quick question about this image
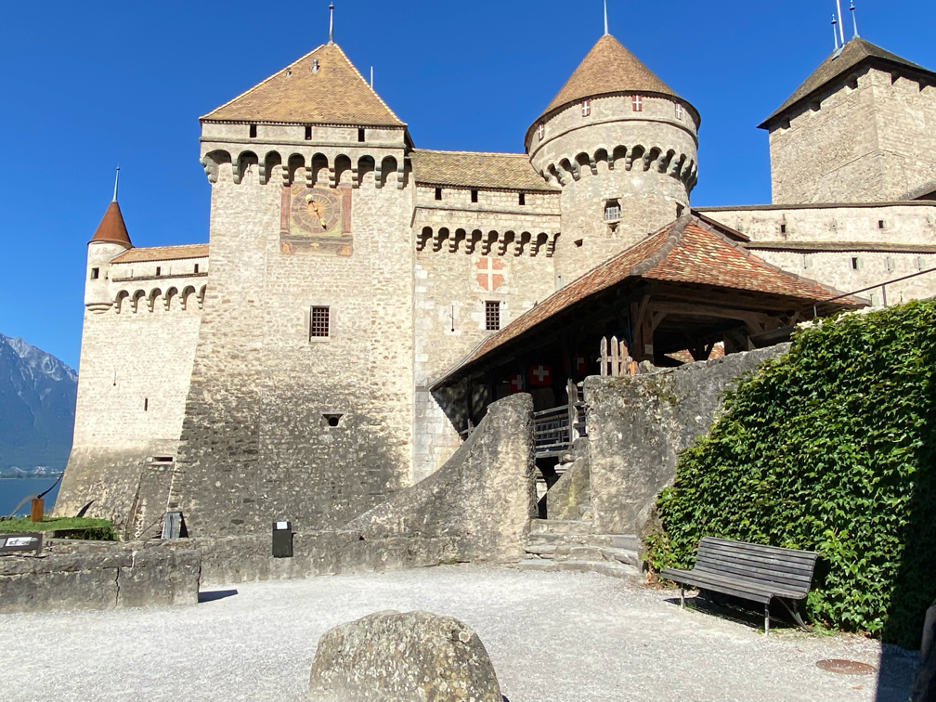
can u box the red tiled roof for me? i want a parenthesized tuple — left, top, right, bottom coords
(90, 201, 132, 247)
(201, 43, 404, 127)
(111, 244, 208, 264)
(439, 215, 865, 382)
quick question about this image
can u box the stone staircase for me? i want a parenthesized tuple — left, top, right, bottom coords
(517, 518, 643, 583)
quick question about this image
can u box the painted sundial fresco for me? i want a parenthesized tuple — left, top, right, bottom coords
(280, 184, 352, 256)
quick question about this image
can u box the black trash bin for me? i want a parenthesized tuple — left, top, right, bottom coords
(272, 520, 293, 558)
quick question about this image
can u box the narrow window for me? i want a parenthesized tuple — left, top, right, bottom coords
(878, 220, 885, 229)
(886, 256, 895, 272)
(604, 199, 621, 221)
(249, 124, 258, 138)
(537, 123, 544, 140)
(144, 398, 149, 412)
(312, 58, 320, 74)
(358, 128, 366, 143)
(310, 306, 330, 338)
(780, 223, 787, 234)
(90, 267, 100, 280)
(676, 203, 685, 218)
(518, 193, 526, 206)
(851, 257, 861, 270)
(155, 266, 161, 277)
(485, 301, 500, 331)
(632, 95, 643, 112)
(471, 190, 479, 203)
(434, 187, 442, 201)
(194, 264, 200, 274)
(305, 126, 312, 140)
(581, 100, 591, 117)
(675, 104, 683, 119)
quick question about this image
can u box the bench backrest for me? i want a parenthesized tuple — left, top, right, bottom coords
(694, 537, 819, 597)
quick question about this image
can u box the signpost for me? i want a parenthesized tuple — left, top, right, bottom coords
(0, 533, 43, 556)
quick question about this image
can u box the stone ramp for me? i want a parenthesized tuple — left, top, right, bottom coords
(517, 518, 642, 583)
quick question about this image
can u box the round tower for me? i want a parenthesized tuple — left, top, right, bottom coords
(526, 34, 700, 281)
(85, 196, 132, 314)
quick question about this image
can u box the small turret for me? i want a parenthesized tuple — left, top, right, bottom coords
(85, 173, 132, 313)
(527, 34, 700, 280)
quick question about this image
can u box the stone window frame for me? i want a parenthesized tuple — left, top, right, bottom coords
(485, 300, 501, 332)
(305, 302, 334, 343)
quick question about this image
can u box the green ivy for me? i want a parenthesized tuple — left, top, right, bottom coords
(647, 300, 936, 647)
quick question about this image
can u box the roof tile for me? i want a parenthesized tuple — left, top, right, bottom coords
(410, 150, 558, 192)
(111, 244, 208, 264)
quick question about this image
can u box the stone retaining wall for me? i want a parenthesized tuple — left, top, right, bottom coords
(0, 545, 200, 613)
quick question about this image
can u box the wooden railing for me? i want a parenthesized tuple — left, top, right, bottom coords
(600, 336, 637, 377)
(533, 380, 586, 458)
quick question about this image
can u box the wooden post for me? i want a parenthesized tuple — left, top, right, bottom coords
(610, 335, 620, 377)
(600, 337, 608, 377)
(30, 498, 44, 523)
(567, 379, 579, 444)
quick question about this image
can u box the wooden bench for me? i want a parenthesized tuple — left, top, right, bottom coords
(660, 536, 820, 634)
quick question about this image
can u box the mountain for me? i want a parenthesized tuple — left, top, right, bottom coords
(0, 334, 77, 474)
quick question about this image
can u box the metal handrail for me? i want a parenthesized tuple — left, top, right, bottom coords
(813, 266, 936, 318)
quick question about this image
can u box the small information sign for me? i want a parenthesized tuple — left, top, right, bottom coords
(0, 533, 43, 556)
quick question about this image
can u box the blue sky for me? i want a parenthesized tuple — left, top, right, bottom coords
(1, 0, 933, 369)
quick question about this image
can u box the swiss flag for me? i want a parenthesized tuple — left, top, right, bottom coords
(528, 364, 552, 387)
(509, 374, 524, 394)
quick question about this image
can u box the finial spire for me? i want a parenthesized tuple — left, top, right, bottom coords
(603, 0, 609, 36)
(832, 14, 840, 50)
(328, 3, 334, 44)
(850, 1, 860, 39)
(112, 165, 120, 202)
(835, 0, 846, 45)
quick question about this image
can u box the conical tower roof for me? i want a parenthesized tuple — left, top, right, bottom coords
(759, 37, 936, 129)
(201, 43, 405, 127)
(90, 201, 132, 247)
(534, 34, 685, 124)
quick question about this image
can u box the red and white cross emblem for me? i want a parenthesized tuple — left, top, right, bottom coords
(632, 94, 643, 112)
(509, 374, 524, 394)
(528, 364, 552, 387)
(475, 257, 505, 292)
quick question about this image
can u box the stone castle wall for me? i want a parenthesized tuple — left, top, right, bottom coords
(699, 202, 936, 304)
(56, 263, 205, 533)
(169, 154, 416, 537)
(412, 184, 559, 479)
(768, 67, 936, 204)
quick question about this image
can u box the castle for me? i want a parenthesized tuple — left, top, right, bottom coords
(56, 20, 936, 538)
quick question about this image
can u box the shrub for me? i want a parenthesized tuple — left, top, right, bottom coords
(648, 300, 936, 647)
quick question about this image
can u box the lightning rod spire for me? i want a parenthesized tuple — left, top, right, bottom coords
(603, 0, 609, 36)
(112, 165, 120, 202)
(836, 0, 846, 45)
(328, 3, 334, 44)
(850, 1, 860, 39)
(832, 14, 840, 50)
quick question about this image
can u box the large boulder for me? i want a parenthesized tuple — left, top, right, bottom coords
(308, 610, 503, 702)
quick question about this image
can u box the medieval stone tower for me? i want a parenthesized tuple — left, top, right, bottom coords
(525, 33, 700, 281)
(169, 40, 419, 536)
(760, 37, 936, 204)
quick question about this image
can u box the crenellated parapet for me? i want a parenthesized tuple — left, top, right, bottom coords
(415, 226, 560, 257)
(541, 142, 697, 192)
(200, 146, 408, 190)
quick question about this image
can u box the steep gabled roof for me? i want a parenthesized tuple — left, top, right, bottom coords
(201, 43, 405, 127)
(111, 244, 209, 264)
(90, 201, 132, 247)
(759, 37, 936, 129)
(410, 150, 559, 192)
(535, 34, 683, 124)
(433, 215, 864, 387)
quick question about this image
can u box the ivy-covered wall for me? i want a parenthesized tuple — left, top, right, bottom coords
(648, 300, 936, 647)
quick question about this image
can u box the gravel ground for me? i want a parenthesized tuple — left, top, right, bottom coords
(0, 564, 919, 702)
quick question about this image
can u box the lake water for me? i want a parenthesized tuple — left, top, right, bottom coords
(0, 479, 62, 517)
